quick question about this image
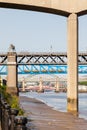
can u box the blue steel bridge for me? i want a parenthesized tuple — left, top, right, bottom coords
(0, 52, 87, 75)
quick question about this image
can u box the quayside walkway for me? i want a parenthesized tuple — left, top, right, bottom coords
(20, 96, 87, 130)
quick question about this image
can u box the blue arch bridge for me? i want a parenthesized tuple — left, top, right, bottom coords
(0, 52, 87, 75)
(0, 64, 87, 75)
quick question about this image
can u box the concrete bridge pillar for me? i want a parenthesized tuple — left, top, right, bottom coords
(7, 44, 18, 95)
(67, 13, 78, 114)
(55, 77, 59, 93)
(38, 77, 44, 93)
(22, 77, 25, 92)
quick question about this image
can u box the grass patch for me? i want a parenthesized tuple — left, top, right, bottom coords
(0, 85, 24, 115)
(79, 81, 87, 86)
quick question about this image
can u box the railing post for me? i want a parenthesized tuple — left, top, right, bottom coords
(14, 116, 27, 130)
(10, 108, 19, 130)
(4, 103, 11, 130)
(1, 99, 7, 130)
(0, 94, 2, 130)
(0, 94, 2, 121)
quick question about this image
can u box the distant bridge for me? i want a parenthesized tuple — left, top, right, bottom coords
(0, 52, 87, 75)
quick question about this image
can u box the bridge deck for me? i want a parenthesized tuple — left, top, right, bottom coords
(0, 52, 87, 65)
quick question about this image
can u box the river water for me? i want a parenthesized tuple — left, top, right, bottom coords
(20, 91, 87, 120)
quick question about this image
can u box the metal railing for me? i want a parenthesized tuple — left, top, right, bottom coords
(0, 94, 27, 130)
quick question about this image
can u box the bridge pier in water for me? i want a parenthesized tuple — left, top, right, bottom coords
(7, 45, 18, 95)
(67, 13, 78, 114)
(22, 77, 25, 92)
(38, 77, 44, 93)
(55, 77, 59, 93)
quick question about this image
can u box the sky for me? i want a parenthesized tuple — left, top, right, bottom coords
(0, 8, 87, 53)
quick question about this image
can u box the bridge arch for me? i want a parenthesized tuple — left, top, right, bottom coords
(78, 10, 87, 17)
(0, 0, 87, 17)
(0, 1, 70, 17)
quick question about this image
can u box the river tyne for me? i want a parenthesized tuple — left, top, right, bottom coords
(20, 91, 87, 120)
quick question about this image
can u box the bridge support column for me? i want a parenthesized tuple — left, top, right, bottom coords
(38, 77, 44, 93)
(55, 77, 59, 93)
(67, 13, 78, 114)
(7, 45, 18, 95)
(22, 77, 25, 92)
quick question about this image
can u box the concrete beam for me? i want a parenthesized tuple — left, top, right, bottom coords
(0, 0, 87, 16)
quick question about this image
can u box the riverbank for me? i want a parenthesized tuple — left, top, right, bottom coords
(19, 96, 87, 130)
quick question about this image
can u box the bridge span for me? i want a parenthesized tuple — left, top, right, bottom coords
(0, 52, 87, 75)
(0, 52, 87, 65)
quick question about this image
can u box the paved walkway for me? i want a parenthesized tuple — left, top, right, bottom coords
(20, 96, 87, 130)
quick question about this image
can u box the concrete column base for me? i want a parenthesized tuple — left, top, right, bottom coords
(37, 89, 44, 93)
(67, 98, 78, 115)
(6, 87, 19, 96)
(55, 90, 59, 93)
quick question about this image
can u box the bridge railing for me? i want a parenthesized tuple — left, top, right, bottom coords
(0, 94, 27, 130)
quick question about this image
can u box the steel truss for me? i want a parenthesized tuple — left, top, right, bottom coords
(0, 64, 87, 75)
(0, 52, 87, 65)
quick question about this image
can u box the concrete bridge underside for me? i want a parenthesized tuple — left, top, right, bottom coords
(0, 0, 87, 115)
(0, 0, 87, 16)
